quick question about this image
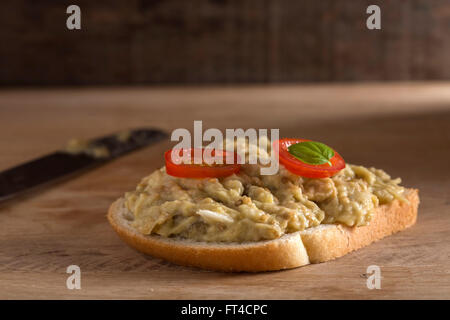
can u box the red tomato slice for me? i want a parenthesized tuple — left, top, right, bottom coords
(273, 138, 345, 178)
(165, 148, 240, 178)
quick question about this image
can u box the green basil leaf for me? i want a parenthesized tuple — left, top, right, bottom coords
(288, 141, 335, 166)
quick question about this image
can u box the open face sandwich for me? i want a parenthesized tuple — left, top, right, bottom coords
(108, 137, 419, 272)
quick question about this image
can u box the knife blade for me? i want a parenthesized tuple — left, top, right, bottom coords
(0, 128, 167, 203)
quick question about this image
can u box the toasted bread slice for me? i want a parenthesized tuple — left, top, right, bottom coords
(107, 189, 419, 272)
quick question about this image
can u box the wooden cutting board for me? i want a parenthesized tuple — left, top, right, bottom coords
(0, 83, 449, 299)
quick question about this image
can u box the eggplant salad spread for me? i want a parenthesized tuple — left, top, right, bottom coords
(124, 138, 406, 243)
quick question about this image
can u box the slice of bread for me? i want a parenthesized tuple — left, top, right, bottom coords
(107, 189, 419, 272)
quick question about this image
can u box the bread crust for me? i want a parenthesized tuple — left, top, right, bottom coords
(107, 189, 419, 272)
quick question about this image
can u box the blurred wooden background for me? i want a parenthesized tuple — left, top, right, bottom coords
(0, 0, 449, 85)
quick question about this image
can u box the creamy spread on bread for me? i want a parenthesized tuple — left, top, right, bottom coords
(124, 139, 405, 243)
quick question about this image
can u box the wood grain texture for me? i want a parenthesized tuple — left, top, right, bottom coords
(0, 0, 449, 85)
(0, 82, 449, 299)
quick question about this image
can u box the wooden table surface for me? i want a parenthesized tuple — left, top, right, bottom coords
(0, 83, 449, 299)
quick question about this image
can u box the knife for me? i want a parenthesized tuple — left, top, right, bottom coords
(0, 128, 167, 203)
